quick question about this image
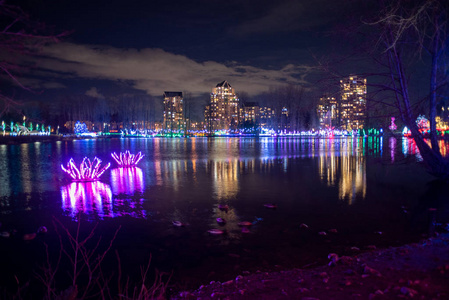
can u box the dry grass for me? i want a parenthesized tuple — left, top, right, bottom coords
(5, 216, 170, 300)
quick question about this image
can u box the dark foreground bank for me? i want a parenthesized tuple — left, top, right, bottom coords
(173, 234, 449, 299)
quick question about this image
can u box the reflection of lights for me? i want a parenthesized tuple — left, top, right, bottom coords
(401, 138, 423, 161)
(389, 137, 397, 163)
(61, 157, 110, 181)
(318, 138, 366, 204)
(0, 145, 10, 198)
(211, 159, 239, 200)
(110, 167, 144, 195)
(111, 151, 144, 167)
(338, 155, 366, 205)
(20, 144, 32, 195)
(110, 167, 147, 218)
(61, 181, 113, 219)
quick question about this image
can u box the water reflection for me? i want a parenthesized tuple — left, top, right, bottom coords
(209, 159, 239, 200)
(20, 144, 32, 195)
(390, 137, 397, 163)
(110, 167, 147, 219)
(402, 138, 422, 161)
(61, 181, 113, 220)
(339, 155, 366, 204)
(110, 167, 144, 195)
(0, 145, 11, 198)
(318, 139, 366, 204)
(3, 137, 444, 219)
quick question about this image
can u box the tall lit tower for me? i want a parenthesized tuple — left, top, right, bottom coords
(209, 81, 240, 132)
(163, 91, 184, 132)
(340, 76, 367, 130)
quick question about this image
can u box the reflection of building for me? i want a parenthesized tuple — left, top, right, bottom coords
(340, 76, 367, 130)
(163, 91, 184, 132)
(339, 155, 366, 204)
(318, 139, 366, 204)
(317, 95, 338, 129)
(210, 159, 239, 200)
(206, 81, 240, 132)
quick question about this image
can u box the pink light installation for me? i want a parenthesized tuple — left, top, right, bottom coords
(389, 117, 397, 131)
(111, 151, 144, 167)
(61, 157, 111, 181)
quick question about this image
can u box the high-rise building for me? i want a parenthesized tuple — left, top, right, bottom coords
(340, 76, 367, 130)
(242, 102, 260, 124)
(317, 95, 338, 129)
(208, 81, 240, 132)
(259, 107, 275, 129)
(163, 91, 184, 132)
(280, 107, 290, 131)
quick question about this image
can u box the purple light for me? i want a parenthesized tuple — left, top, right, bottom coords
(61, 157, 111, 181)
(111, 151, 144, 167)
(110, 167, 144, 195)
(61, 181, 113, 219)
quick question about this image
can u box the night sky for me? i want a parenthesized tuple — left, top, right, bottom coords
(4, 0, 417, 115)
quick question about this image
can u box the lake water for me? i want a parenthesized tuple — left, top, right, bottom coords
(1, 136, 448, 294)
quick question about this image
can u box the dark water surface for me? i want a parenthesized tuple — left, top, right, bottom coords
(1, 137, 448, 294)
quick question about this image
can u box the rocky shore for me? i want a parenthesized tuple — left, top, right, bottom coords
(173, 234, 449, 299)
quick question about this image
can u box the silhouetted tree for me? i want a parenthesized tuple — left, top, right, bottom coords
(368, 0, 449, 178)
(0, 0, 67, 118)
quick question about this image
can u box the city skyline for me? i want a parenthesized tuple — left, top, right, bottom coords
(0, 0, 440, 132)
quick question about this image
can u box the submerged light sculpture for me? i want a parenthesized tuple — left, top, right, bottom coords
(61, 157, 111, 181)
(111, 151, 144, 167)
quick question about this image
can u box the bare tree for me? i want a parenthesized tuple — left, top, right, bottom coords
(368, 0, 449, 178)
(265, 84, 309, 131)
(0, 0, 67, 118)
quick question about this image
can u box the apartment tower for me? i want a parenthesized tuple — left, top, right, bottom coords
(163, 91, 184, 132)
(340, 76, 367, 130)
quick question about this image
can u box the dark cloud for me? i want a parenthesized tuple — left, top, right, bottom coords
(230, 0, 371, 37)
(31, 42, 315, 96)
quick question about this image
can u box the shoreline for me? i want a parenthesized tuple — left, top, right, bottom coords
(0, 135, 77, 145)
(0, 134, 441, 146)
(173, 234, 449, 299)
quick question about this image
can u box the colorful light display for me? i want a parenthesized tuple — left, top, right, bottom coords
(389, 117, 397, 131)
(61, 157, 111, 181)
(74, 121, 88, 134)
(403, 115, 449, 137)
(111, 151, 144, 167)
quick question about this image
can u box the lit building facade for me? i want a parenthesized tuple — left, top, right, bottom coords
(340, 76, 367, 130)
(242, 102, 260, 124)
(163, 91, 184, 132)
(279, 107, 290, 131)
(208, 81, 240, 132)
(317, 95, 338, 129)
(259, 107, 275, 129)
